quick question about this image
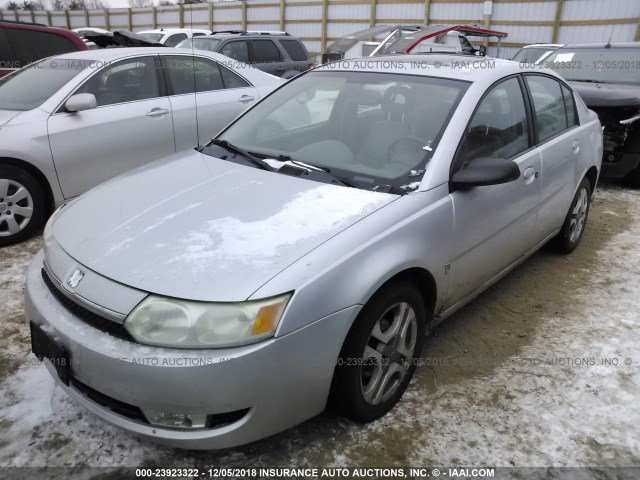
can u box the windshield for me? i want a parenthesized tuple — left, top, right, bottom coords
(214, 70, 469, 192)
(0, 59, 91, 111)
(139, 33, 164, 43)
(512, 47, 554, 64)
(546, 47, 640, 84)
(178, 37, 221, 52)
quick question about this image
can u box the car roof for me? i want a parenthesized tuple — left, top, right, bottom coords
(521, 44, 564, 49)
(52, 46, 241, 62)
(559, 42, 640, 49)
(138, 28, 210, 34)
(314, 54, 548, 85)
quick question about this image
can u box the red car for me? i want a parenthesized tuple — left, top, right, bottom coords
(0, 20, 87, 78)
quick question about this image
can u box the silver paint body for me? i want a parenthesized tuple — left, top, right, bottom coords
(0, 47, 283, 202)
(25, 56, 602, 449)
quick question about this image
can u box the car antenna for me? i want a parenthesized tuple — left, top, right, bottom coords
(188, 5, 202, 147)
(605, 28, 613, 48)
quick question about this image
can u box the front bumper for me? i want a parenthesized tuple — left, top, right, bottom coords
(600, 151, 640, 179)
(25, 250, 359, 449)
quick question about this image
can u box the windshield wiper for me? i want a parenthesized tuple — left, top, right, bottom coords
(564, 79, 608, 84)
(208, 139, 274, 171)
(255, 153, 358, 188)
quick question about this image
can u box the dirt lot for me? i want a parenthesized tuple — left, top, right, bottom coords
(0, 183, 638, 473)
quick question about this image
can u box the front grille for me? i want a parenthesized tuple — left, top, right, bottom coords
(71, 377, 147, 423)
(41, 268, 135, 342)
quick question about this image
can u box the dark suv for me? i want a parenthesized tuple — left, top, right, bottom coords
(177, 31, 313, 79)
(0, 20, 87, 77)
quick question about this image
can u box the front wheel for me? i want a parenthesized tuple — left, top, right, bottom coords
(550, 177, 591, 254)
(0, 166, 46, 247)
(330, 281, 426, 422)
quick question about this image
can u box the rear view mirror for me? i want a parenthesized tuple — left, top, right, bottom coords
(295, 88, 316, 104)
(477, 46, 487, 56)
(65, 93, 97, 113)
(451, 157, 520, 189)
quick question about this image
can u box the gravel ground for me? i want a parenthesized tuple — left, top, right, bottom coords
(0, 183, 638, 475)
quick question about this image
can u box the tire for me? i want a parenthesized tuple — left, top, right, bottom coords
(0, 166, 46, 247)
(330, 281, 427, 423)
(550, 177, 591, 254)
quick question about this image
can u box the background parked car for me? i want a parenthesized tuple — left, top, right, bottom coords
(0, 20, 87, 77)
(138, 28, 211, 47)
(512, 43, 564, 64)
(177, 31, 314, 79)
(546, 43, 640, 187)
(0, 47, 283, 246)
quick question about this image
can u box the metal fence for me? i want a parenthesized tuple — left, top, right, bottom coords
(1, 0, 639, 59)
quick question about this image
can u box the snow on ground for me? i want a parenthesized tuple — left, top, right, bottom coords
(0, 185, 638, 472)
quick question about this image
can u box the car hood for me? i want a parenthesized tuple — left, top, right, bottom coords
(52, 150, 396, 302)
(0, 110, 21, 127)
(568, 82, 640, 108)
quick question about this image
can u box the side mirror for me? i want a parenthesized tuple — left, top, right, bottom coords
(451, 157, 520, 189)
(477, 46, 487, 56)
(65, 93, 97, 113)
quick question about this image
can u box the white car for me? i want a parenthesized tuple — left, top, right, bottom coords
(512, 44, 564, 64)
(138, 28, 212, 47)
(0, 47, 283, 245)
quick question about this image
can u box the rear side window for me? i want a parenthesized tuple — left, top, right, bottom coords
(165, 33, 188, 48)
(219, 64, 250, 89)
(164, 56, 224, 95)
(251, 40, 281, 63)
(526, 75, 570, 142)
(4, 28, 78, 69)
(220, 41, 249, 63)
(279, 39, 308, 61)
(561, 84, 578, 128)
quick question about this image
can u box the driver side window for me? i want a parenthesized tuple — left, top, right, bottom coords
(454, 77, 530, 169)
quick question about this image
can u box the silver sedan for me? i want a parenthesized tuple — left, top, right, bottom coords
(0, 47, 283, 246)
(26, 55, 602, 449)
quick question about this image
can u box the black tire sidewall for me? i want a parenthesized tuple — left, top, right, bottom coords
(0, 166, 46, 247)
(331, 281, 426, 423)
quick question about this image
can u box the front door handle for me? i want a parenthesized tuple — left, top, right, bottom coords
(238, 95, 255, 104)
(523, 166, 537, 183)
(146, 108, 170, 117)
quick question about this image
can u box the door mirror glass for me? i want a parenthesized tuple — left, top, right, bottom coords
(451, 157, 520, 188)
(65, 93, 97, 112)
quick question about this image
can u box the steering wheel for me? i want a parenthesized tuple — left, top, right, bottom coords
(388, 136, 429, 166)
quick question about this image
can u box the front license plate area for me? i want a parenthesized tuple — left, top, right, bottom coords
(30, 322, 70, 386)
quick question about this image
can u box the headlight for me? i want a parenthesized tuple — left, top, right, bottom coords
(124, 293, 291, 348)
(43, 204, 67, 245)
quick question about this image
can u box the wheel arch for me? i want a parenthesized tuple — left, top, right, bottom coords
(584, 166, 598, 196)
(0, 157, 55, 215)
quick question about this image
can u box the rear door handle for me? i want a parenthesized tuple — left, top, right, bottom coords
(146, 108, 170, 117)
(572, 139, 580, 153)
(238, 95, 255, 104)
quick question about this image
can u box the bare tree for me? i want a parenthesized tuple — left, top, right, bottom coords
(52, 0, 65, 9)
(129, 0, 152, 7)
(22, 0, 44, 9)
(158, 0, 174, 4)
(7, 1, 20, 9)
(84, 0, 107, 8)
